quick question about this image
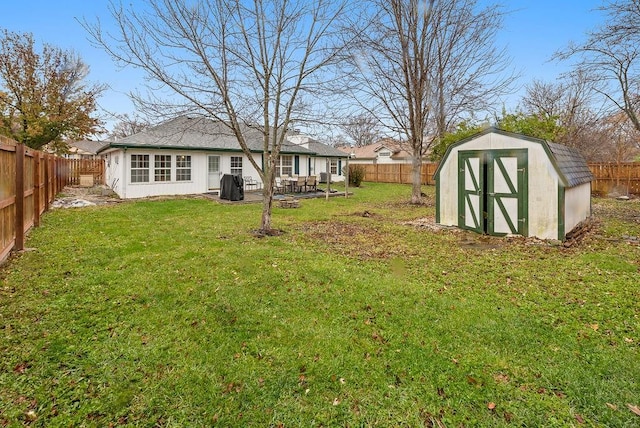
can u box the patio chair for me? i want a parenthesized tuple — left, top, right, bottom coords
(306, 175, 317, 192)
(274, 177, 285, 194)
(293, 176, 307, 193)
(244, 176, 260, 191)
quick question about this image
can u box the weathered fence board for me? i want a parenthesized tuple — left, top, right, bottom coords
(0, 137, 106, 263)
(360, 163, 438, 185)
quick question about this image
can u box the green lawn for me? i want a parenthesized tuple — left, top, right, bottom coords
(1, 183, 639, 427)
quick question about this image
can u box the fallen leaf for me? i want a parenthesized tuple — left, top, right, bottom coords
(624, 337, 634, 343)
(606, 403, 617, 411)
(627, 403, 640, 416)
(13, 362, 29, 374)
(487, 402, 496, 410)
(589, 323, 599, 331)
(332, 398, 340, 406)
(575, 414, 585, 424)
(466, 375, 478, 385)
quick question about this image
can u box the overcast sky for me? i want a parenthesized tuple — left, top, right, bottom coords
(0, 0, 606, 132)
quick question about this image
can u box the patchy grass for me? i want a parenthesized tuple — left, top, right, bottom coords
(1, 183, 639, 427)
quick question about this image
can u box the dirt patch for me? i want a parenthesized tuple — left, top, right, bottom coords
(53, 185, 121, 208)
(302, 220, 415, 260)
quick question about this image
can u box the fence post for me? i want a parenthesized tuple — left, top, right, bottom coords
(15, 143, 25, 251)
(34, 152, 41, 227)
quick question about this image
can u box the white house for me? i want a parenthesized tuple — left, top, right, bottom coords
(98, 116, 346, 199)
(434, 127, 593, 241)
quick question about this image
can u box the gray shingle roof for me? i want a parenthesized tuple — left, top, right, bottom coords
(547, 142, 594, 187)
(69, 139, 109, 154)
(306, 139, 349, 157)
(102, 115, 343, 156)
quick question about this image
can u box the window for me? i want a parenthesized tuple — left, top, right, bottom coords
(278, 155, 293, 177)
(330, 159, 338, 175)
(176, 155, 191, 181)
(154, 155, 171, 182)
(131, 154, 149, 183)
(231, 156, 243, 176)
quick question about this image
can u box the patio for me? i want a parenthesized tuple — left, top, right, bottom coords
(209, 188, 350, 204)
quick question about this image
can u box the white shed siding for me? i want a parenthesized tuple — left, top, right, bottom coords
(564, 182, 591, 233)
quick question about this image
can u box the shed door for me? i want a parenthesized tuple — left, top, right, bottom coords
(458, 152, 484, 233)
(458, 150, 527, 236)
(486, 151, 527, 236)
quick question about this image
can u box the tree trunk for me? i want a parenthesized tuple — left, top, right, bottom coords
(260, 167, 275, 233)
(410, 154, 422, 204)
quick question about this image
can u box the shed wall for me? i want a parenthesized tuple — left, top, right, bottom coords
(564, 182, 592, 233)
(438, 133, 565, 240)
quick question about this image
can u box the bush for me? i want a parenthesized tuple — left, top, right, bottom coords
(346, 164, 366, 187)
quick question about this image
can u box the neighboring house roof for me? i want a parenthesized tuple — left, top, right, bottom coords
(337, 139, 413, 160)
(68, 140, 109, 155)
(99, 115, 343, 157)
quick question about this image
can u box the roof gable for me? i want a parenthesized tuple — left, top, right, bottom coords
(435, 127, 593, 187)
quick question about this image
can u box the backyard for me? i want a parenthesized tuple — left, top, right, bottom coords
(0, 183, 639, 427)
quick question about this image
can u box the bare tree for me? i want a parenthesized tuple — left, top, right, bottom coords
(338, 113, 380, 147)
(521, 73, 605, 159)
(0, 30, 104, 151)
(556, 0, 640, 132)
(346, 0, 515, 203)
(84, 0, 352, 233)
(110, 113, 151, 139)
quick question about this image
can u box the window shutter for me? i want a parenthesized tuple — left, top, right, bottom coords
(338, 159, 342, 175)
(294, 155, 300, 175)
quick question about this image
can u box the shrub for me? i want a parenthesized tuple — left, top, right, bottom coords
(346, 164, 366, 187)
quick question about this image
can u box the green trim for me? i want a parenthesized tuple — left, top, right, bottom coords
(558, 185, 565, 241)
(458, 151, 483, 233)
(457, 149, 528, 237)
(435, 179, 440, 223)
(486, 149, 528, 237)
(106, 143, 314, 156)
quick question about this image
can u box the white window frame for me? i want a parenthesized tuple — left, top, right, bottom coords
(278, 155, 293, 177)
(230, 156, 243, 176)
(154, 155, 172, 182)
(176, 155, 191, 181)
(131, 154, 149, 183)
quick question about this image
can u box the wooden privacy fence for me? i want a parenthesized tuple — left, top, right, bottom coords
(359, 161, 640, 195)
(588, 162, 640, 195)
(0, 136, 105, 262)
(360, 163, 438, 185)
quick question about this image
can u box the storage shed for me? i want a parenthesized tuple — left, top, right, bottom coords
(434, 127, 593, 241)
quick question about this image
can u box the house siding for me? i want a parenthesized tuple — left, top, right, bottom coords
(105, 149, 265, 199)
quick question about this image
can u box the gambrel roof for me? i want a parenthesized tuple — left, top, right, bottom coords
(435, 127, 593, 188)
(547, 142, 593, 187)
